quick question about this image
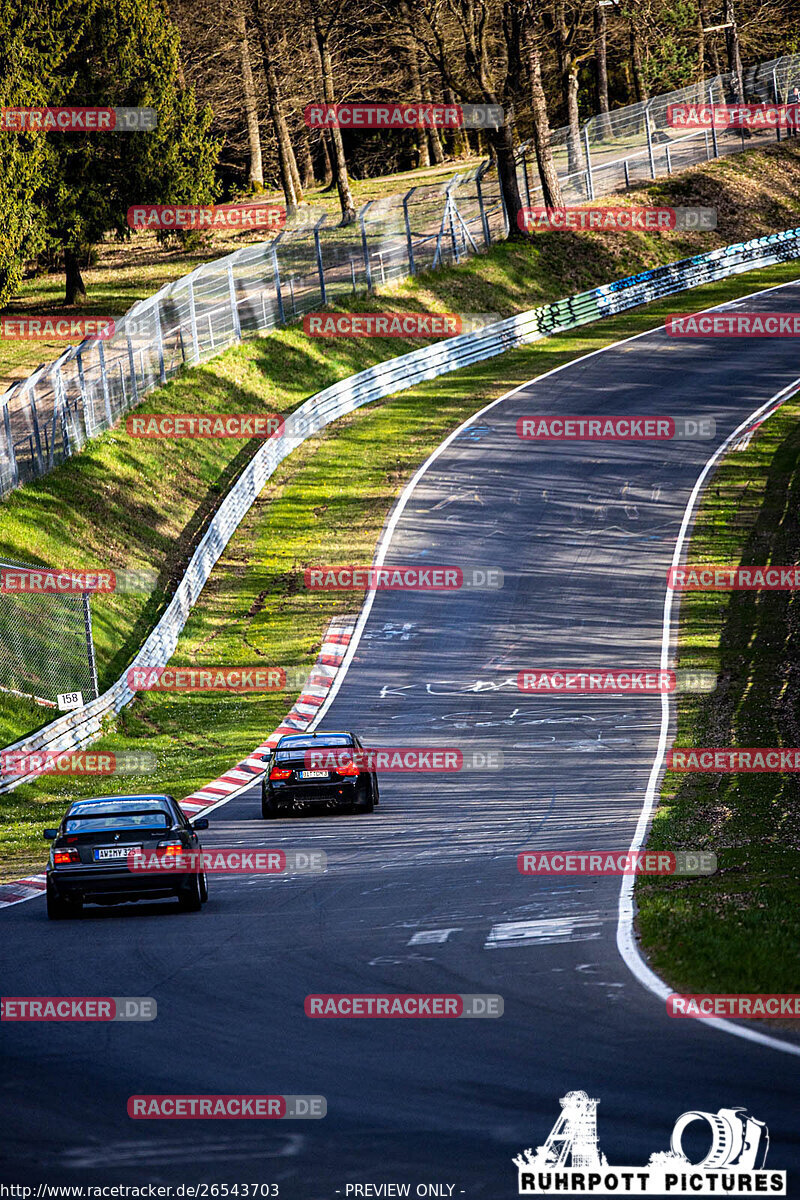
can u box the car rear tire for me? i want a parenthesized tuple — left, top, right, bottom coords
(199, 871, 208, 903)
(46, 879, 81, 920)
(354, 783, 374, 814)
(261, 796, 279, 819)
(178, 873, 203, 912)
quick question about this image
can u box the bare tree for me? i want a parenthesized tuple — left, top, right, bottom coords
(252, 0, 303, 212)
(234, 2, 264, 188)
(308, 0, 357, 224)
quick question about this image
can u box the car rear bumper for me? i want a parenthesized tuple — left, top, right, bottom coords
(48, 867, 194, 902)
(267, 779, 363, 807)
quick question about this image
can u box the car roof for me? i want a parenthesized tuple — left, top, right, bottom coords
(275, 731, 354, 745)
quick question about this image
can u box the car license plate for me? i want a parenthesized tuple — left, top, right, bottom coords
(94, 845, 140, 861)
(299, 770, 328, 780)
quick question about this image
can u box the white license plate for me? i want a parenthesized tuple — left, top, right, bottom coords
(94, 845, 141, 861)
(299, 770, 328, 780)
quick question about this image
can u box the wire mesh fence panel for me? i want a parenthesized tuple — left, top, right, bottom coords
(1, 49, 798, 500)
(0, 560, 97, 705)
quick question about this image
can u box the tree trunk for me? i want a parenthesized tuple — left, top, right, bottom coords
(488, 121, 525, 240)
(444, 84, 468, 158)
(308, 32, 334, 187)
(64, 248, 87, 305)
(722, 0, 744, 101)
(252, 0, 300, 213)
(594, 0, 612, 139)
(697, 0, 721, 78)
(628, 14, 648, 103)
(554, 0, 583, 173)
(311, 4, 356, 225)
(421, 76, 445, 164)
(297, 128, 317, 189)
(524, 23, 563, 209)
(405, 22, 430, 168)
(234, 4, 264, 189)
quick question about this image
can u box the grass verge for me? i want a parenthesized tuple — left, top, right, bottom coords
(636, 392, 800, 999)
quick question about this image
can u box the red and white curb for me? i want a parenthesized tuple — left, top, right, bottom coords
(0, 615, 357, 908)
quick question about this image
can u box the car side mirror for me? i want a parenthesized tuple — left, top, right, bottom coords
(43, 828, 58, 840)
(261, 749, 272, 762)
(190, 817, 209, 830)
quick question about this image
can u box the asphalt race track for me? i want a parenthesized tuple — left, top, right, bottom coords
(2, 281, 800, 1197)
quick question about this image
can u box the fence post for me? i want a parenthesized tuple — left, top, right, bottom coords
(447, 187, 460, 263)
(358, 203, 373, 291)
(82, 592, 100, 700)
(75, 347, 91, 435)
(773, 68, 781, 142)
(645, 102, 656, 178)
(476, 163, 492, 247)
(624, 158, 630, 188)
(187, 276, 200, 362)
(227, 261, 242, 339)
(314, 215, 328, 304)
(403, 188, 417, 276)
(2, 396, 19, 488)
(709, 86, 719, 157)
(97, 340, 113, 426)
(153, 301, 167, 384)
(520, 146, 533, 209)
(271, 236, 285, 325)
(583, 127, 595, 199)
(28, 388, 44, 472)
(125, 325, 139, 408)
(665, 143, 672, 174)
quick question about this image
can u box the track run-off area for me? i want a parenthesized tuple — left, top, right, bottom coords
(3, 280, 800, 1195)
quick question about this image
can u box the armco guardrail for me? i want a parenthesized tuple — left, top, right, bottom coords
(1, 51, 798, 501)
(1, 223, 799, 791)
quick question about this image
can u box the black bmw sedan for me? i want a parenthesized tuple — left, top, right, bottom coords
(43, 794, 209, 919)
(261, 731, 379, 819)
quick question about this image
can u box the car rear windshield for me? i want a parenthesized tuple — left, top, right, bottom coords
(275, 734, 353, 762)
(64, 801, 172, 834)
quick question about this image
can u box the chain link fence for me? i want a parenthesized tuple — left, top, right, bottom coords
(0, 559, 99, 707)
(0, 53, 798, 501)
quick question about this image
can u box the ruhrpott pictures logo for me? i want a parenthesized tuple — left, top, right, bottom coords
(513, 1091, 785, 1195)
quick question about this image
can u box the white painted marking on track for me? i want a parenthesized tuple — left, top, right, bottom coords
(485, 914, 602, 949)
(407, 928, 462, 945)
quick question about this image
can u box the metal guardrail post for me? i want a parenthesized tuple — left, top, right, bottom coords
(665, 144, 672, 173)
(2, 397, 19, 487)
(82, 592, 100, 700)
(403, 188, 417, 275)
(314, 215, 329, 304)
(358, 203, 373, 292)
(97, 340, 113, 426)
(645, 102, 656, 178)
(153, 302, 167, 384)
(28, 388, 44, 472)
(271, 236, 286, 325)
(583, 128, 595, 199)
(227, 261, 242, 339)
(709, 86, 719, 157)
(476, 164, 492, 247)
(126, 326, 139, 407)
(624, 159, 630, 188)
(187, 276, 200, 362)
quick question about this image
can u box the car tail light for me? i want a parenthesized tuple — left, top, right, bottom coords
(156, 841, 184, 855)
(337, 761, 360, 776)
(53, 847, 80, 865)
(269, 766, 293, 781)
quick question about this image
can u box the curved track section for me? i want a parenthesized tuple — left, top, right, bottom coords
(3, 282, 800, 1194)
